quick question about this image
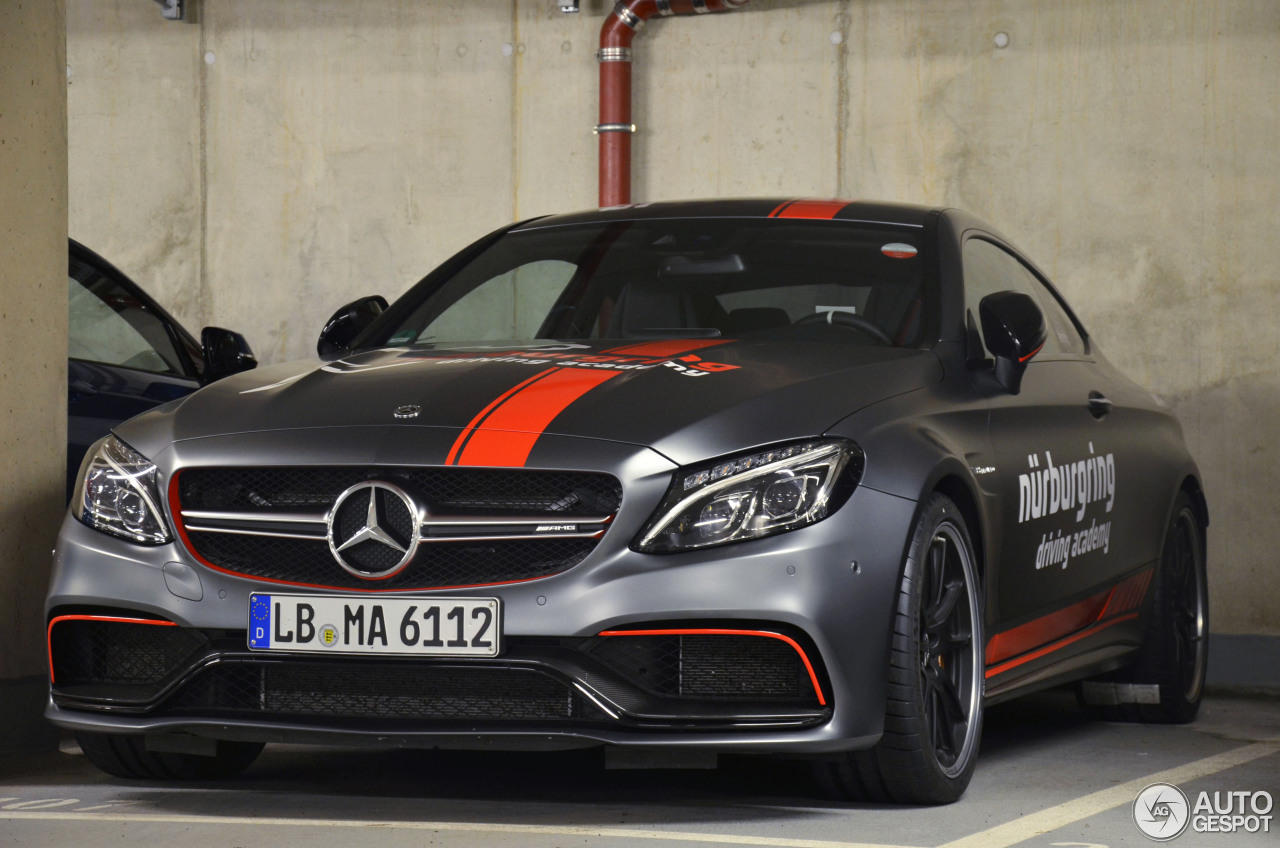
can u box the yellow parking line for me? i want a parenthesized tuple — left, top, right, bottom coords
(936, 737, 1280, 848)
(0, 810, 922, 848)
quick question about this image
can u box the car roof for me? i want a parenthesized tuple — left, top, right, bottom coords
(512, 198, 943, 231)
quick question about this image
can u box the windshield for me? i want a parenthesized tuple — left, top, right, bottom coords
(378, 218, 936, 349)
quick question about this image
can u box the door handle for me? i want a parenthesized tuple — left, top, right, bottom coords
(1088, 392, 1112, 419)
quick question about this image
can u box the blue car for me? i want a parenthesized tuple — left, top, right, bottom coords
(67, 239, 256, 497)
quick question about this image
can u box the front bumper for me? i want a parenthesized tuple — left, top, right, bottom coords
(48, 433, 918, 754)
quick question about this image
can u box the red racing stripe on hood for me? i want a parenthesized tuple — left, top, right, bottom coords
(445, 367, 562, 465)
(446, 339, 736, 467)
(451, 367, 621, 467)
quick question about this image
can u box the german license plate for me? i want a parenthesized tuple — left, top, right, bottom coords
(247, 594, 500, 657)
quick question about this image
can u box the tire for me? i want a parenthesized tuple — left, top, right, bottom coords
(75, 732, 264, 780)
(1077, 491, 1208, 723)
(815, 493, 984, 805)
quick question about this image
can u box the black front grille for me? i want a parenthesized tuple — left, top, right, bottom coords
(177, 466, 621, 590)
(588, 634, 813, 701)
(185, 533, 597, 590)
(166, 662, 606, 723)
(179, 467, 622, 516)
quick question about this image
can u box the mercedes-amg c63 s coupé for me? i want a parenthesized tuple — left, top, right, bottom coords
(48, 199, 1209, 803)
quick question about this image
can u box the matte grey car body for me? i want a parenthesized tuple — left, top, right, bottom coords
(48, 200, 1209, 803)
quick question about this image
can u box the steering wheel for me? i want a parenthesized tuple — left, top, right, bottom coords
(794, 310, 893, 345)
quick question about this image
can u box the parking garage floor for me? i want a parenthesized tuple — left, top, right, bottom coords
(1, 690, 1277, 848)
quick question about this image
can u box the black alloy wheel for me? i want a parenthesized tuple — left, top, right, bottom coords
(1077, 491, 1208, 723)
(919, 521, 983, 777)
(1167, 503, 1208, 708)
(815, 493, 984, 804)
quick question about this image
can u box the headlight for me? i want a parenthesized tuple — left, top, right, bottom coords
(635, 439, 862, 553)
(73, 436, 172, 545)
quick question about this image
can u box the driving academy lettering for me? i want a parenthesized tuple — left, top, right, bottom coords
(432, 350, 738, 378)
(1034, 520, 1111, 570)
(1017, 443, 1117, 571)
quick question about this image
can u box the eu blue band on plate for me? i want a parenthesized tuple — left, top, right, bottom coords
(249, 594, 272, 648)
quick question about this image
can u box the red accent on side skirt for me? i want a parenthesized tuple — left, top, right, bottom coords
(984, 566, 1154, 679)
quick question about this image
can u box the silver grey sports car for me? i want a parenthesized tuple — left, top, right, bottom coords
(47, 199, 1208, 804)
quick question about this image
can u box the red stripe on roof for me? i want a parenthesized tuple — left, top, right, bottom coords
(771, 199, 850, 220)
(602, 339, 730, 357)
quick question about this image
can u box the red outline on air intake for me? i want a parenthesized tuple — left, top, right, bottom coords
(984, 567, 1153, 679)
(597, 628, 827, 706)
(47, 614, 177, 685)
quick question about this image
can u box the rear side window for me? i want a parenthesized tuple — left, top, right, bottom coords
(68, 257, 187, 375)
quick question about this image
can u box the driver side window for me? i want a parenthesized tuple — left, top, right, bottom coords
(419, 260, 576, 342)
(962, 239, 1085, 357)
(68, 259, 186, 375)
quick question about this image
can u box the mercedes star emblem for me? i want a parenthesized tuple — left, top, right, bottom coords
(326, 481, 421, 579)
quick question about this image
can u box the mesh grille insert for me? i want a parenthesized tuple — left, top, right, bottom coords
(167, 662, 606, 722)
(589, 634, 812, 701)
(49, 619, 208, 688)
(179, 467, 621, 515)
(185, 533, 596, 590)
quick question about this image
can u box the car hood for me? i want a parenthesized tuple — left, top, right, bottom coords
(122, 340, 942, 467)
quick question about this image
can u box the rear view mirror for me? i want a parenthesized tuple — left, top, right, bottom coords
(317, 295, 388, 357)
(979, 291, 1046, 395)
(201, 327, 258, 382)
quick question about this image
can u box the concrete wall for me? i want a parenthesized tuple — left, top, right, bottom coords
(66, 0, 1279, 639)
(0, 0, 68, 751)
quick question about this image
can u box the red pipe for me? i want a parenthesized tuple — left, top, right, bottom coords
(597, 0, 750, 208)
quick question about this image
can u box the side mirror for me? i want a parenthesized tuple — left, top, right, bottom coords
(317, 295, 388, 357)
(201, 327, 258, 382)
(979, 291, 1046, 395)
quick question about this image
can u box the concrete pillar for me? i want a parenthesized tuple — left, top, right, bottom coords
(0, 0, 69, 753)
